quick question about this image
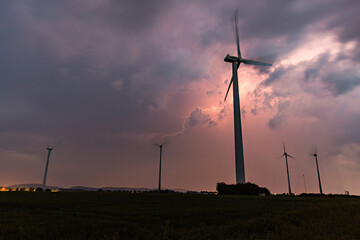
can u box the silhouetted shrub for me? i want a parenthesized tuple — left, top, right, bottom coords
(45, 188, 51, 192)
(36, 187, 43, 192)
(186, 191, 199, 194)
(150, 189, 176, 193)
(216, 182, 270, 196)
(299, 193, 324, 197)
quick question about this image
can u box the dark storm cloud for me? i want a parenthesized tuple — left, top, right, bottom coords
(267, 114, 284, 130)
(323, 71, 360, 96)
(97, 0, 172, 32)
(250, 88, 276, 115)
(0, 1, 204, 138)
(199, 1, 320, 51)
(262, 92, 275, 110)
(14, 0, 172, 34)
(206, 87, 222, 96)
(0, 0, 207, 175)
(267, 100, 290, 130)
(250, 107, 257, 116)
(303, 53, 331, 81)
(325, 0, 360, 61)
(302, 53, 360, 96)
(254, 46, 359, 131)
(262, 67, 286, 86)
(219, 0, 360, 75)
(1, 0, 360, 192)
(241, 106, 246, 118)
(188, 108, 217, 128)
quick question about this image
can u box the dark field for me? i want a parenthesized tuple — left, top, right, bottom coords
(0, 192, 359, 240)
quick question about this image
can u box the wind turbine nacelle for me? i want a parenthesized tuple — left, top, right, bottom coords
(224, 54, 240, 63)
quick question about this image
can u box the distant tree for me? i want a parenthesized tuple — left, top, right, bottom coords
(36, 187, 43, 192)
(45, 188, 51, 192)
(216, 182, 270, 196)
(300, 193, 318, 197)
(97, 188, 104, 192)
(29, 187, 35, 192)
(186, 191, 198, 194)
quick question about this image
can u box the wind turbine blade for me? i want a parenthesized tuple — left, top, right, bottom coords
(283, 143, 286, 153)
(224, 78, 233, 102)
(162, 138, 170, 146)
(242, 59, 272, 66)
(278, 154, 285, 159)
(52, 140, 62, 149)
(235, 11, 241, 58)
(288, 154, 296, 160)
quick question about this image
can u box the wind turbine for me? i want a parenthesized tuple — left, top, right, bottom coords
(280, 143, 295, 195)
(224, 11, 272, 184)
(312, 149, 323, 194)
(42, 141, 60, 188)
(154, 139, 169, 191)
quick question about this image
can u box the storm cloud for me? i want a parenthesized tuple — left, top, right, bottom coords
(1, 0, 360, 194)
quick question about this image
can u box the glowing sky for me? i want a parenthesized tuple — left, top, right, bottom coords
(1, 0, 360, 194)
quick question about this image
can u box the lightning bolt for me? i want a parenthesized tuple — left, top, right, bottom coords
(154, 103, 230, 146)
(160, 113, 190, 141)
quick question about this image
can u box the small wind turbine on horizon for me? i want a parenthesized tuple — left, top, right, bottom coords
(312, 148, 323, 194)
(223, 11, 272, 184)
(280, 143, 295, 195)
(153, 139, 169, 191)
(42, 141, 61, 188)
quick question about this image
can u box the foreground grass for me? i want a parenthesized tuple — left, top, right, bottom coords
(0, 192, 358, 239)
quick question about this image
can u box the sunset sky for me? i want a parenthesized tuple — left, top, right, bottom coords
(1, 0, 360, 194)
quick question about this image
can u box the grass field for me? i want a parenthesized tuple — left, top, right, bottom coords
(0, 192, 359, 240)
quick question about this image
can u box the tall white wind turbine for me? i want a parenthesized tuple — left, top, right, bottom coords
(312, 149, 323, 194)
(42, 141, 60, 188)
(154, 140, 169, 191)
(280, 143, 295, 195)
(224, 11, 272, 184)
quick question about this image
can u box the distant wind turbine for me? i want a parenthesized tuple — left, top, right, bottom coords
(280, 143, 295, 195)
(154, 139, 169, 191)
(42, 141, 61, 188)
(312, 149, 323, 194)
(223, 11, 272, 184)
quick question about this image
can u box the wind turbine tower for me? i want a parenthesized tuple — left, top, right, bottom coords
(154, 140, 169, 191)
(158, 145, 163, 191)
(280, 144, 295, 195)
(42, 141, 60, 188)
(313, 150, 323, 194)
(224, 11, 272, 184)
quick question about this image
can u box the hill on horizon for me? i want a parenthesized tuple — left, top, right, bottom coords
(5, 183, 189, 192)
